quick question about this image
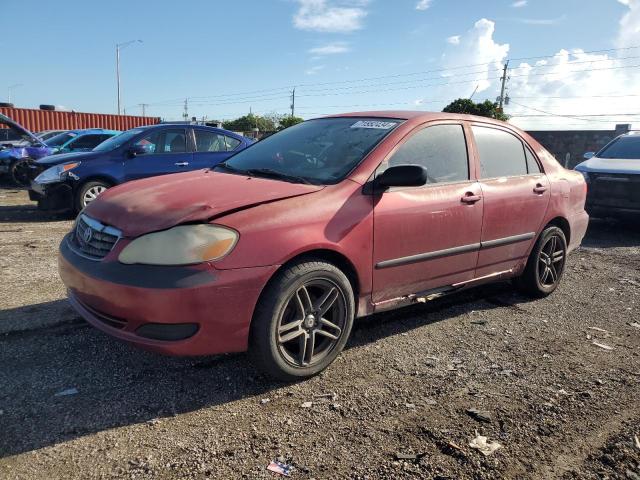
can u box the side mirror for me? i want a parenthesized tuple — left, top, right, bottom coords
(583, 152, 595, 160)
(375, 164, 428, 189)
(128, 144, 150, 157)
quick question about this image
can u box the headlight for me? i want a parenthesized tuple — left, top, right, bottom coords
(118, 224, 239, 265)
(34, 162, 80, 184)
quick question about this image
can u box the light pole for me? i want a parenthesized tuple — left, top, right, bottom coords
(8, 83, 23, 103)
(116, 40, 142, 115)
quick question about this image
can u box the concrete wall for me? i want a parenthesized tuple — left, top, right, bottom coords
(527, 124, 631, 169)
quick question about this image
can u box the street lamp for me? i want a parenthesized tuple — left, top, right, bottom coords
(116, 39, 142, 115)
(8, 83, 23, 103)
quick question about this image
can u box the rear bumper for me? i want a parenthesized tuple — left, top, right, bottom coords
(59, 235, 278, 356)
(567, 209, 589, 253)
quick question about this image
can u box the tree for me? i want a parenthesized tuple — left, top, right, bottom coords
(222, 113, 277, 132)
(277, 115, 304, 130)
(442, 98, 509, 121)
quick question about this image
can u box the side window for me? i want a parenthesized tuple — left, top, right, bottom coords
(194, 130, 226, 152)
(69, 134, 103, 149)
(387, 124, 469, 183)
(472, 126, 528, 178)
(224, 136, 241, 150)
(133, 129, 186, 155)
(525, 146, 542, 173)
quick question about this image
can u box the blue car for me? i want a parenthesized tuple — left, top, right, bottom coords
(43, 129, 121, 154)
(29, 124, 254, 213)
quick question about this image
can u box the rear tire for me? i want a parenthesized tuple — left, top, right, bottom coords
(75, 180, 110, 213)
(515, 226, 567, 297)
(249, 260, 355, 381)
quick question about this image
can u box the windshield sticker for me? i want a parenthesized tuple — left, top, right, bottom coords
(350, 120, 396, 130)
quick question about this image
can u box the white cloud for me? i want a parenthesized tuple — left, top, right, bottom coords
(617, 0, 640, 46)
(415, 0, 432, 10)
(441, 19, 509, 93)
(446, 35, 461, 45)
(517, 15, 566, 25)
(414, 98, 424, 106)
(309, 42, 350, 55)
(293, 0, 368, 33)
(511, 0, 527, 7)
(305, 65, 326, 75)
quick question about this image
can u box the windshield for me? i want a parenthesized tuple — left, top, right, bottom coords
(598, 136, 640, 159)
(46, 132, 77, 147)
(216, 117, 402, 184)
(92, 128, 145, 152)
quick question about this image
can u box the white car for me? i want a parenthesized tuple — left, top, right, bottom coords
(575, 132, 640, 218)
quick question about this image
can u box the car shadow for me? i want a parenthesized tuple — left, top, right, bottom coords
(0, 203, 73, 223)
(0, 282, 520, 458)
(581, 217, 640, 248)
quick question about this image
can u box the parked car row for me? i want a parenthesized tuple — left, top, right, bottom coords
(56, 111, 589, 380)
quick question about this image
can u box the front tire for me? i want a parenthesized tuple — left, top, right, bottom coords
(249, 260, 355, 381)
(10, 159, 33, 186)
(516, 226, 567, 297)
(75, 180, 110, 212)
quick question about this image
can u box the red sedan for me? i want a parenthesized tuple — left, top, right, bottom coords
(59, 112, 588, 380)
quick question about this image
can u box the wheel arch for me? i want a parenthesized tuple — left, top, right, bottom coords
(252, 248, 361, 321)
(545, 216, 571, 245)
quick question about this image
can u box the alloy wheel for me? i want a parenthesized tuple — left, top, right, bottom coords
(276, 279, 347, 368)
(82, 185, 107, 207)
(537, 234, 565, 287)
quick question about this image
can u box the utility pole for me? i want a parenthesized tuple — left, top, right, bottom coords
(498, 60, 510, 111)
(290, 87, 296, 117)
(116, 39, 143, 115)
(138, 103, 148, 117)
(183, 98, 189, 122)
(7, 84, 23, 103)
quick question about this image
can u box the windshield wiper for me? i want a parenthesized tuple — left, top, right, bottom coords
(245, 168, 314, 185)
(214, 162, 249, 175)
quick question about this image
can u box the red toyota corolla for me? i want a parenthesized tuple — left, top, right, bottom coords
(59, 112, 588, 380)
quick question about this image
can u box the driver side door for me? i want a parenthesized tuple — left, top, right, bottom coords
(372, 122, 483, 304)
(123, 128, 192, 181)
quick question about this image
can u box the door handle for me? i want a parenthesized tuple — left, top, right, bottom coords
(174, 162, 189, 167)
(533, 183, 547, 194)
(461, 193, 482, 204)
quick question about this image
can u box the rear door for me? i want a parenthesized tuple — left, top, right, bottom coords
(471, 124, 550, 277)
(191, 129, 241, 169)
(123, 127, 192, 181)
(372, 122, 483, 303)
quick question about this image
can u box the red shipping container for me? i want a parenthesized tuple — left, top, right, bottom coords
(0, 107, 160, 133)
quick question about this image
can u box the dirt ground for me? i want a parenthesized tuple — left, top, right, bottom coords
(0, 186, 639, 480)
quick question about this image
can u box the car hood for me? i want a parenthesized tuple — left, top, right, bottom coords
(36, 151, 98, 166)
(0, 113, 47, 147)
(85, 170, 325, 237)
(575, 157, 640, 175)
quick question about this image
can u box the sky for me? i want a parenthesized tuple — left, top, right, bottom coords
(2, 0, 640, 130)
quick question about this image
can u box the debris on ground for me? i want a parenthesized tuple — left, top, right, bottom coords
(260, 398, 270, 405)
(466, 408, 492, 423)
(630, 322, 640, 329)
(266, 460, 292, 477)
(470, 319, 488, 325)
(592, 341, 614, 351)
(300, 402, 313, 408)
(587, 326, 610, 334)
(394, 452, 427, 462)
(54, 388, 78, 397)
(468, 433, 502, 456)
(635, 434, 640, 450)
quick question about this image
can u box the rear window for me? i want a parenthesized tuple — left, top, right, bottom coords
(598, 136, 640, 159)
(219, 117, 402, 184)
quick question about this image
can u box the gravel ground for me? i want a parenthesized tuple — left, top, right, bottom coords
(0, 187, 639, 479)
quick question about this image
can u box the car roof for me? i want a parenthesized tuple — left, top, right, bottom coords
(139, 123, 241, 137)
(67, 128, 120, 134)
(321, 110, 508, 125)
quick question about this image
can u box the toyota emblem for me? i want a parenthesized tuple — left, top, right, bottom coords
(83, 227, 93, 244)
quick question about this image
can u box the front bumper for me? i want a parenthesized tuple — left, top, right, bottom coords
(59, 235, 279, 356)
(29, 180, 73, 211)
